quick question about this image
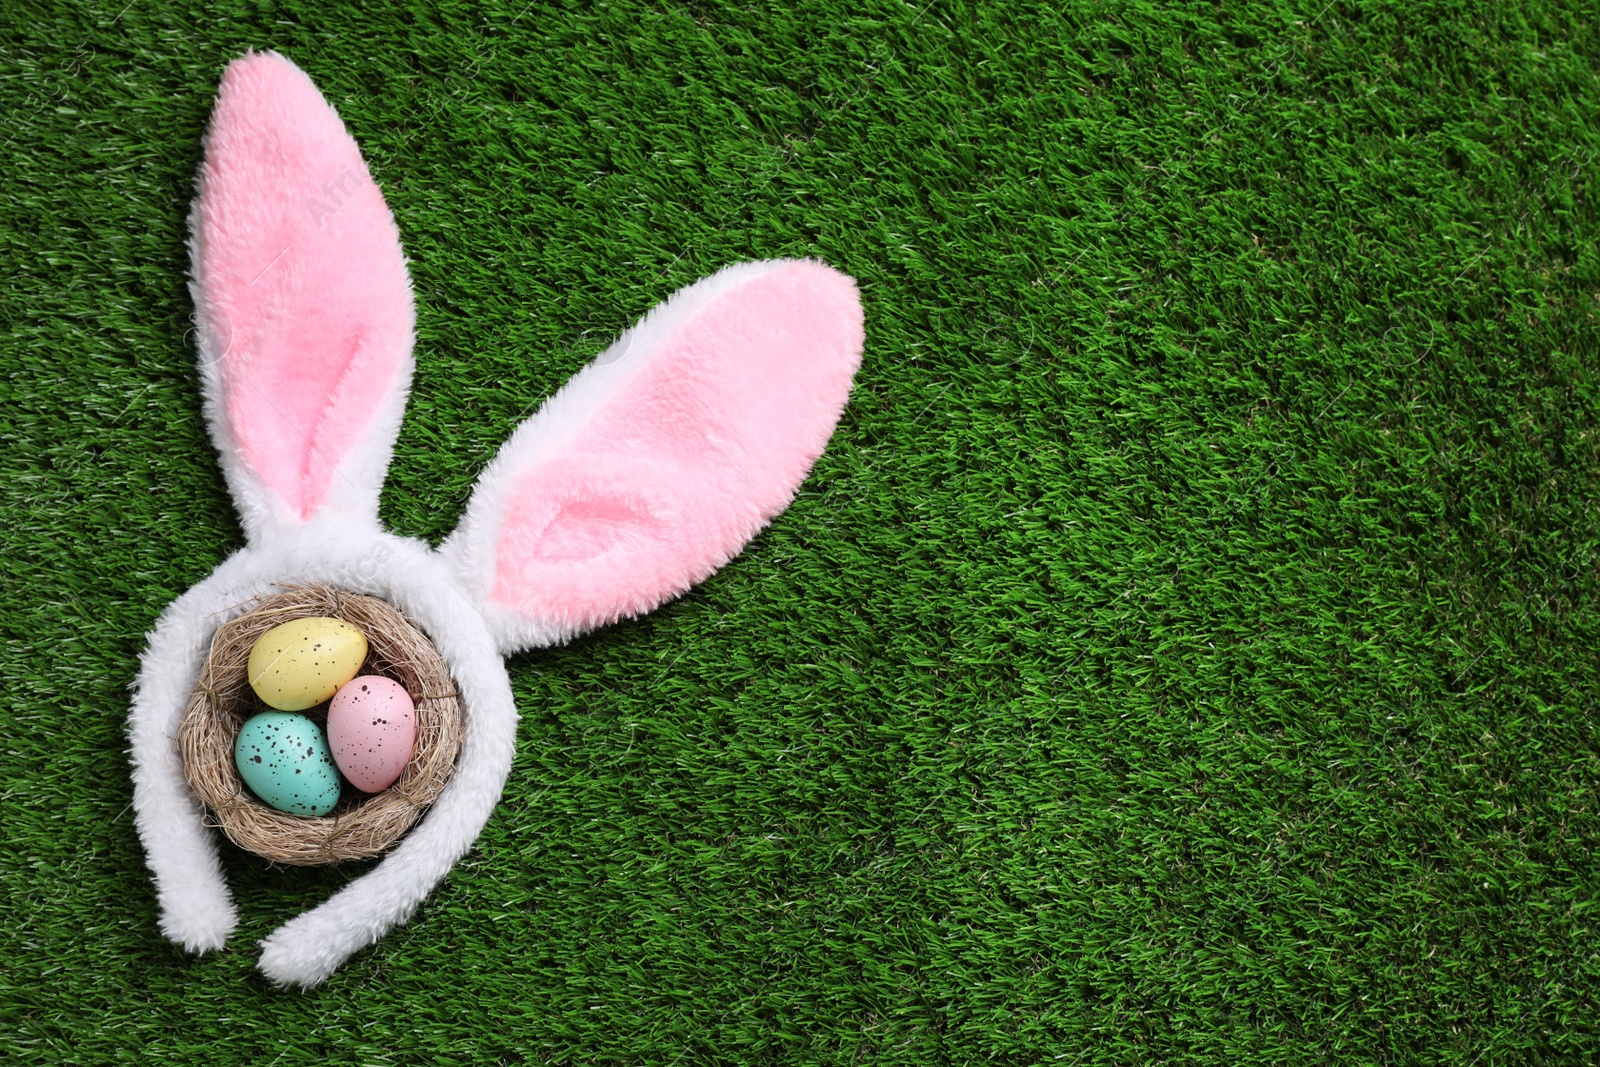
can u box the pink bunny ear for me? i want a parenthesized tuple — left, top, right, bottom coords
(442, 259, 864, 652)
(190, 52, 415, 538)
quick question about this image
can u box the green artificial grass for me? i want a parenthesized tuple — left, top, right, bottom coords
(4, 0, 1600, 1062)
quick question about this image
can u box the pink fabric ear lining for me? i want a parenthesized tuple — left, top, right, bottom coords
(194, 52, 413, 521)
(490, 261, 864, 634)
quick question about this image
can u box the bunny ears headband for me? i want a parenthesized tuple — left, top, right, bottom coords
(129, 51, 863, 986)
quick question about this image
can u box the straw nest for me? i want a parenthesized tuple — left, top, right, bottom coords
(178, 583, 462, 865)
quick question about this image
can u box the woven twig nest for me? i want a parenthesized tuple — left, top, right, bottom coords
(178, 583, 462, 865)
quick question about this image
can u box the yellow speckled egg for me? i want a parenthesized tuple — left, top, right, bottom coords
(247, 617, 368, 711)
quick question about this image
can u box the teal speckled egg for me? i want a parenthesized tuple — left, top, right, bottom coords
(234, 712, 341, 817)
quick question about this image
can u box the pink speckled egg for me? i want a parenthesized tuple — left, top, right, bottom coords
(327, 676, 416, 793)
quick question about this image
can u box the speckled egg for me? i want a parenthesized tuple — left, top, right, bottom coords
(234, 712, 342, 816)
(247, 617, 368, 711)
(327, 676, 417, 792)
